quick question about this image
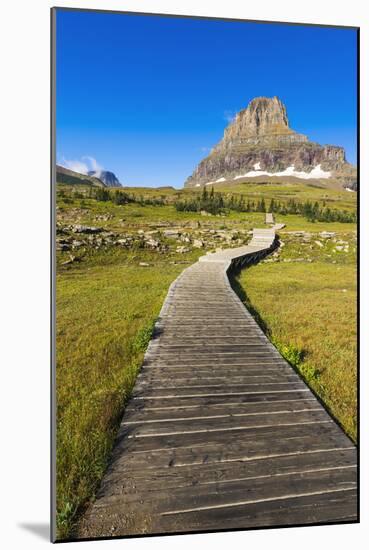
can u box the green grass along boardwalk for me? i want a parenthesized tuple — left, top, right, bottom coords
(78, 229, 357, 538)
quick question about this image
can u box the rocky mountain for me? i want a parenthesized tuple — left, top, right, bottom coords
(56, 165, 106, 187)
(185, 96, 356, 190)
(87, 170, 122, 187)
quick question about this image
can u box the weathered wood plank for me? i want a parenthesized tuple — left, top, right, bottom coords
(78, 228, 357, 538)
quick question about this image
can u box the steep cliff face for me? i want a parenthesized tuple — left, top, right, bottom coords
(184, 97, 356, 189)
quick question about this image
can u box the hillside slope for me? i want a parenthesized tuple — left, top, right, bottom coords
(56, 165, 106, 187)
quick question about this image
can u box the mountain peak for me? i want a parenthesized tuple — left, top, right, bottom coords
(185, 96, 356, 189)
(87, 170, 122, 187)
(236, 96, 290, 135)
(220, 96, 304, 151)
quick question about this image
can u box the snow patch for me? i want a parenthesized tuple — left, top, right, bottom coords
(195, 184, 201, 187)
(345, 187, 355, 192)
(253, 162, 261, 170)
(203, 177, 226, 185)
(234, 164, 331, 180)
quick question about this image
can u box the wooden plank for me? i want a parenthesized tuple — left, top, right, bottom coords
(102, 448, 357, 492)
(79, 227, 357, 538)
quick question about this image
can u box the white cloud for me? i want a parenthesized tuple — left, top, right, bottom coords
(60, 155, 104, 177)
(82, 156, 104, 177)
(200, 146, 211, 153)
(223, 110, 237, 124)
(60, 157, 89, 174)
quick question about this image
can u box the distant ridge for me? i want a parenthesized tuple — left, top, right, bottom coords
(87, 170, 122, 187)
(185, 96, 356, 190)
(56, 165, 107, 187)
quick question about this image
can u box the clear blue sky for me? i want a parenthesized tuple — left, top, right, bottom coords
(56, 9, 357, 188)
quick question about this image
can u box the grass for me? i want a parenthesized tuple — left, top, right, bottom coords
(56, 251, 189, 538)
(213, 180, 357, 211)
(55, 180, 357, 538)
(233, 232, 357, 441)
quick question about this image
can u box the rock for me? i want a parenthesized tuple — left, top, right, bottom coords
(56, 242, 70, 251)
(56, 225, 68, 235)
(320, 231, 336, 238)
(61, 254, 78, 265)
(145, 239, 160, 248)
(163, 230, 180, 238)
(335, 245, 344, 251)
(184, 96, 356, 189)
(116, 238, 128, 246)
(314, 240, 324, 247)
(87, 169, 122, 187)
(200, 210, 212, 216)
(176, 246, 190, 254)
(72, 225, 103, 234)
(193, 239, 204, 248)
(139, 262, 150, 267)
(72, 240, 84, 248)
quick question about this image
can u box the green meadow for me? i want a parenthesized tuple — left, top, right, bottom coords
(55, 180, 357, 538)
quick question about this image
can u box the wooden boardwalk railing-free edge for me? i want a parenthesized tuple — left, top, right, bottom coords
(77, 228, 357, 539)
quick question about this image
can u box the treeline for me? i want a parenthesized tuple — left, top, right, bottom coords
(175, 186, 227, 215)
(92, 187, 165, 206)
(174, 187, 356, 223)
(273, 198, 357, 223)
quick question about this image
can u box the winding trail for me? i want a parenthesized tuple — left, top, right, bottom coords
(79, 229, 357, 538)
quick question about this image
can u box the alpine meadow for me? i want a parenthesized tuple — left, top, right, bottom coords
(53, 9, 358, 542)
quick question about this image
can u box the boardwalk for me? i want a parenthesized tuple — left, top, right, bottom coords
(79, 229, 357, 538)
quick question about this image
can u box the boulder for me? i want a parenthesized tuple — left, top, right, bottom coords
(146, 239, 160, 248)
(72, 225, 103, 234)
(163, 230, 180, 238)
(193, 239, 204, 248)
(176, 246, 190, 254)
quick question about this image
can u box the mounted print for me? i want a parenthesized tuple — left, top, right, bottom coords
(51, 7, 359, 542)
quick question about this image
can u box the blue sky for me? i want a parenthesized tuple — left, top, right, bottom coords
(56, 10, 357, 188)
